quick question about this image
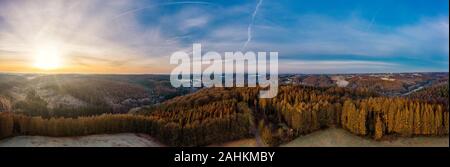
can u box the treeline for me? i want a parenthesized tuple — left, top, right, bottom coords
(0, 99, 252, 146)
(137, 90, 254, 146)
(0, 112, 13, 139)
(1, 112, 147, 139)
(0, 112, 250, 146)
(341, 98, 449, 139)
(253, 86, 377, 145)
(248, 85, 448, 145)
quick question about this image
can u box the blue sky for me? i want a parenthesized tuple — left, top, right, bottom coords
(0, 0, 448, 73)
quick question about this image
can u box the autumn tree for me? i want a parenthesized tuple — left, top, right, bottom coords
(0, 112, 14, 139)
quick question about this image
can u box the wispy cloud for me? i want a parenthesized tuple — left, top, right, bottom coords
(113, 1, 218, 20)
(0, 0, 184, 72)
(0, 0, 448, 73)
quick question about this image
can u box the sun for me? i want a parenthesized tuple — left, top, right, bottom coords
(33, 43, 64, 70)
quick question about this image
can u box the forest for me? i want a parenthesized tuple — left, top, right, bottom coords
(0, 89, 252, 146)
(0, 84, 449, 146)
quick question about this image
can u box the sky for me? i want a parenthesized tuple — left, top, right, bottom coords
(0, 0, 448, 74)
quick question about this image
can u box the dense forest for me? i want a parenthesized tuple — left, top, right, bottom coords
(0, 83, 449, 146)
(0, 105, 251, 146)
(0, 88, 253, 146)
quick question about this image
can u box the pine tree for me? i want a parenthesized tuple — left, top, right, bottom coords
(434, 105, 443, 135)
(387, 103, 396, 133)
(413, 104, 422, 135)
(0, 112, 14, 139)
(358, 108, 367, 135)
(374, 114, 383, 140)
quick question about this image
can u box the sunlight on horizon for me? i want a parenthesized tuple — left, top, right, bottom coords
(32, 41, 65, 71)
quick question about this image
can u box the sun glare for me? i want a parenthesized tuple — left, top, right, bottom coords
(33, 43, 64, 70)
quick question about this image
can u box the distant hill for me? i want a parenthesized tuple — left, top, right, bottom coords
(0, 74, 189, 118)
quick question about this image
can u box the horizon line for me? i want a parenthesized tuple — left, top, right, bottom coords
(1, 71, 449, 76)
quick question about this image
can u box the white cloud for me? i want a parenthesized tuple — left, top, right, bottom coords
(183, 16, 210, 29)
(280, 60, 399, 74)
(0, 0, 182, 68)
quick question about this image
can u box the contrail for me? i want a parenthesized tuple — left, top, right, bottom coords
(243, 0, 263, 50)
(113, 1, 218, 20)
(368, 8, 382, 30)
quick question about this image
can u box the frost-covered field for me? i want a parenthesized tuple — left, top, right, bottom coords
(1, 128, 448, 147)
(281, 128, 449, 147)
(213, 128, 448, 147)
(0, 133, 164, 147)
